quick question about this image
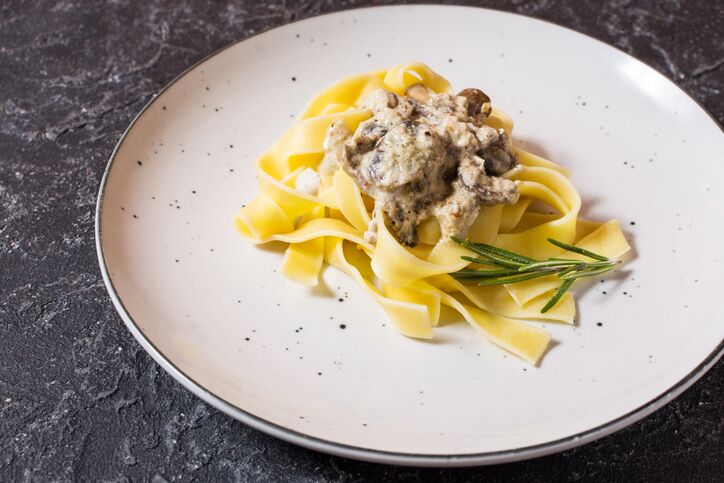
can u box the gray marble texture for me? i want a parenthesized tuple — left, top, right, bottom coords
(1, 0, 722, 481)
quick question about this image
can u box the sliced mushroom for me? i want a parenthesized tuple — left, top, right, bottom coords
(382, 201, 420, 247)
(405, 83, 431, 103)
(457, 88, 492, 117)
(458, 157, 519, 205)
(477, 132, 518, 176)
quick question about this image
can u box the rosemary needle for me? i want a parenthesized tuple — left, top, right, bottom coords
(540, 279, 575, 313)
(452, 238, 620, 313)
(546, 238, 609, 261)
(474, 271, 553, 286)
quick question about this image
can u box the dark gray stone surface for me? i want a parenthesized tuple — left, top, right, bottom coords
(1, 0, 722, 481)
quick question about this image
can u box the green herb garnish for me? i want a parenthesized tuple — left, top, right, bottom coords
(451, 237, 619, 313)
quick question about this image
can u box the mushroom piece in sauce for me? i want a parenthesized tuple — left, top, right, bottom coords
(322, 85, 519, 246)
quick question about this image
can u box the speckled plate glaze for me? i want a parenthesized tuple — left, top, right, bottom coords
(96, 5, 724, 466)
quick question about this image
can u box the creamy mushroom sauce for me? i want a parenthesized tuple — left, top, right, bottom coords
(321, 85, 519, 246)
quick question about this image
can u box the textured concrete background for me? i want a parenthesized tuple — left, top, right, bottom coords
(1, 1, 722, 481)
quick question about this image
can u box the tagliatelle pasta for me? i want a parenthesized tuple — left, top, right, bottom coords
(234, 63, 630, 365)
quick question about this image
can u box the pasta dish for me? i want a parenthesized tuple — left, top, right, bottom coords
(235, 63, 630, 365)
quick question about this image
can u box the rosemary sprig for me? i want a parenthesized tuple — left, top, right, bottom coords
(452, 237, 620, 313)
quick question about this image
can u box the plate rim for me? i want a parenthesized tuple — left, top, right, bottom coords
(95, 4, 724, 467)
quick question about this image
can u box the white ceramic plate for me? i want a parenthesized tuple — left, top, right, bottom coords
(96, 5, 724, 466)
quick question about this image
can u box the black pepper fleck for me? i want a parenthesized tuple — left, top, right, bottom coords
(339, 324, 346, 329)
